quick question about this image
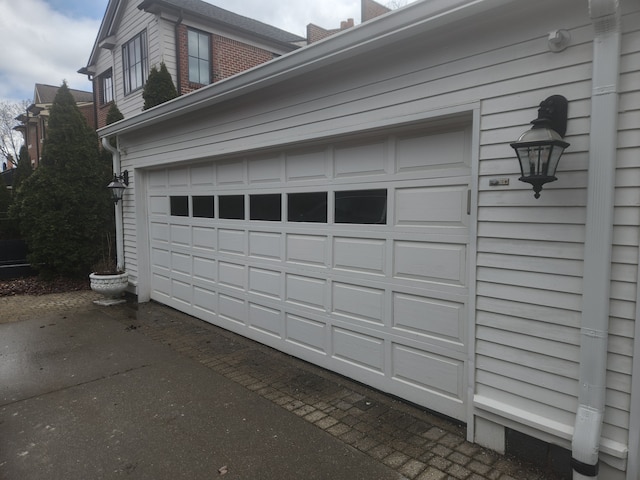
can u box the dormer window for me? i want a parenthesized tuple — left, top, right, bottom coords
(188, 28, 210, 85)
(122, 31, 148, 95)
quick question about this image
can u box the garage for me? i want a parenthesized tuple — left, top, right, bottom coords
(146, 123, 471, 421)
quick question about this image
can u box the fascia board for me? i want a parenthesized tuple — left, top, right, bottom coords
(82, 0, 125, 72)
(99, 0, 521, 138)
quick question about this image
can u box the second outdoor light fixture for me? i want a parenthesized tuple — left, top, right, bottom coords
(107, 170, 129, 204)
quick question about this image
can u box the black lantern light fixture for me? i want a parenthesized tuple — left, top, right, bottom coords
(510, 95, 570, 199)
(107, 170, 129, 204)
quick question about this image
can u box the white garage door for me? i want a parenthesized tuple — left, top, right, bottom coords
(147, 125, 471, 421)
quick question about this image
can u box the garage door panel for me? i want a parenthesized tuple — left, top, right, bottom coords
(219, 229, 246, 255)
(396, 130, 467, 172)
(334, 141, 387, 178)
(333, 237, 386, 275)
(392, 344, 464, 401)
(190, 163, 215, 186)
(286, 234, 328, 267)
(193, 286, 217, 317)
(218, 293, 247, 325)
(249, 231, 282, 260)
(148, 170, 167, 189)
(286, 274, 327, 311)
(169, 167, 189, 187)
(152, 272, 171, 298)
(285, 314, 327, 354)
(171, 279, 192, 307)
(151, 247, 170, 270)
(218, 261, 245, 290)
(249, 267, 282, 299)
(249, 155, 282, 184)
(151, 222, 169, 242)
(149, 196, 168, 216)
(193, 227, 216, 251)
(249, 303, 282, 338)
(333, 327, 385, 373)
(193, 256, 216, 284)
(286, 150, 328, 181)
(332, 282, 385, 325)
(395, 186, 468, 226)
(394, 241, 466, 285)
(171, 251, 191, 276)
(170, 224, 191, 246)
(393, 292, 465, 346)
(218, 160, 246, 185)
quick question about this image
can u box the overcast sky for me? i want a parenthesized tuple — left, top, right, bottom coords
(0, 0, 407, 104)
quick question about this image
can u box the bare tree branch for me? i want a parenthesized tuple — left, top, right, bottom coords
(0, 99, 30, 166)
(386, 0, 409, 9)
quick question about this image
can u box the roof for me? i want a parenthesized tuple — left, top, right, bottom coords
(81, 0, 304, 74)
(33, 84, 93, 105)
(138, 0, 305, 45)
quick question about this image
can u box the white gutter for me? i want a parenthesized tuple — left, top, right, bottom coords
(572, 0, 621, 478)
(101, 137, 126, 272)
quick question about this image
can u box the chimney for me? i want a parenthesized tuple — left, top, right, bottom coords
(340, 18, 354, 29)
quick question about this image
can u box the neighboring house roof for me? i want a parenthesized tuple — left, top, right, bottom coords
(138, 0, 305, 45)
(80, 0, 305, 75)
(32, 84, 93, 106)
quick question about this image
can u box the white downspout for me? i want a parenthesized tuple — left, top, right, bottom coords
(101, 136, 126, 272)
(572, 1, 621, 478)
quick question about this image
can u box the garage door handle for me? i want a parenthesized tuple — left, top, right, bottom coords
(467, 189, 471, 215)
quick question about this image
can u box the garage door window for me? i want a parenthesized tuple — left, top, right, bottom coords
(219, 195, 245, 220)
(288, 192, 327, 223)
(193, 196, 214, 218)
(335, 189, 387, 224)
(250, 194, 281, 221)
(170, 196, 189, 216)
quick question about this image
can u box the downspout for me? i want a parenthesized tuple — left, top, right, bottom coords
(174, 9, 184, 95)
(101, 136, 125, 272)
(572, 1, 621, 479)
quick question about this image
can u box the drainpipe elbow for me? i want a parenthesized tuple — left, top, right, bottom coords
(572, 405, 603, 478)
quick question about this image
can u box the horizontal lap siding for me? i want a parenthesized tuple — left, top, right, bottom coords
(475, 19, 588, 441)
(476, 18, 640, 452)
(606, 24, 640, 444)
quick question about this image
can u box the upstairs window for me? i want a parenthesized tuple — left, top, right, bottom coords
(188, 28, 210, 85)
(122, 31, 148, 94)
(99, 70, 113, 105)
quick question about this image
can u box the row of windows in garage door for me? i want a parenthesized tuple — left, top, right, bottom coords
(169, 189, 388, 225)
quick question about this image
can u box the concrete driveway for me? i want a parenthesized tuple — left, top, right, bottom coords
(0, 306, 405, 480)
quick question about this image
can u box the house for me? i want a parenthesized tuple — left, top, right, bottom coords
(97, 0, 640, 479)
(78, 0, 305, 129)
(306, 0, 390, 44)
(14, 84, 95, 169)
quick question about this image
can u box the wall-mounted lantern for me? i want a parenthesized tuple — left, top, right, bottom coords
(510, 95, 570, 199)
(107, 170, 129, 204)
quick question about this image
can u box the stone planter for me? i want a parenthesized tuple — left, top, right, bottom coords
(89, 271, 129, 305)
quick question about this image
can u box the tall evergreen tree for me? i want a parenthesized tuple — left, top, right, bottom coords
(142, 62, 178, 110)
(12, 145, 32, 191)
(11, 82, 113, 277)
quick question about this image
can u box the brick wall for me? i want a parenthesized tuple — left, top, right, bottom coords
(361, 0, 391, 22)
(307, 19, 354, 44)
(177, 24, 275, 95)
